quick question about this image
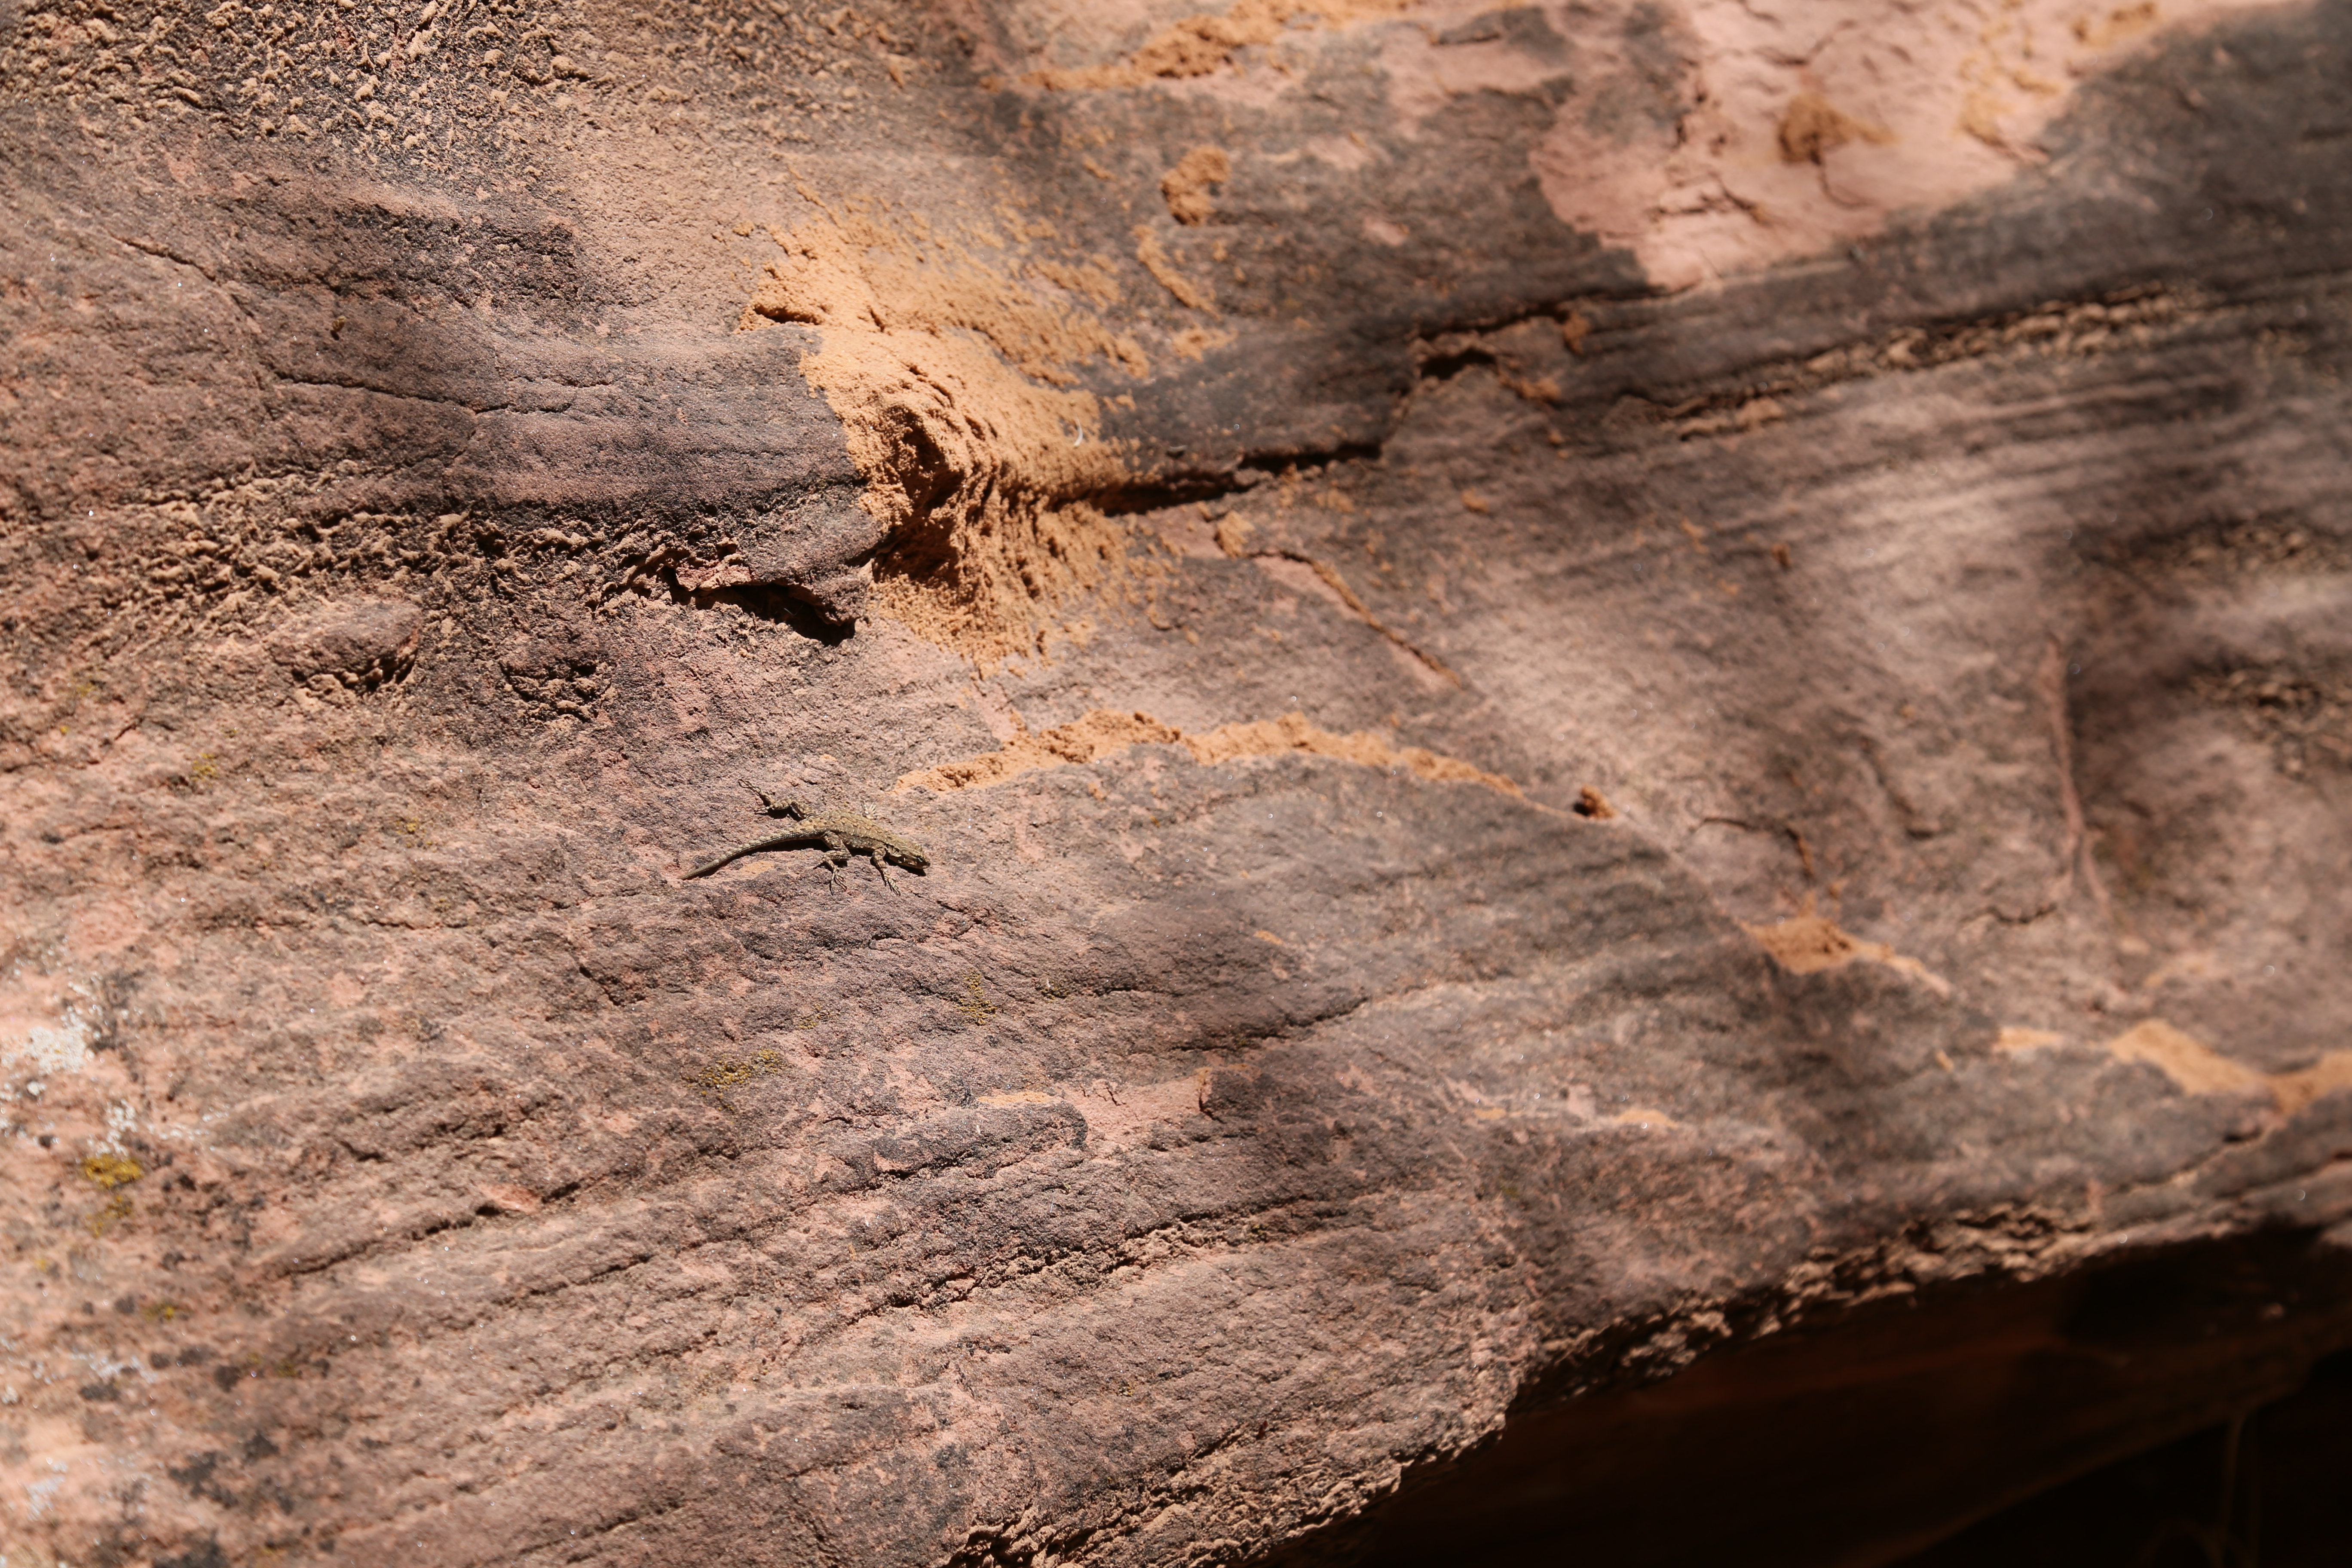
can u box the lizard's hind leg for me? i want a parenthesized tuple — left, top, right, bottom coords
(746, 785, 805, 820)
(821, 831, 849, 890)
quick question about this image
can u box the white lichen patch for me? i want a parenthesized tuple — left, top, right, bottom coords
(95, 1100, 138, 1155)
(0, 1011, 93, 1104)
(68, 1347, 155, 1388)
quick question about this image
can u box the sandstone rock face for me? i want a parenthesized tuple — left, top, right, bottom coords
(3, 1, 2349, 1564)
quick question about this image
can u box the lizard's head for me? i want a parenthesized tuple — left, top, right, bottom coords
(891, 842, 931, 873)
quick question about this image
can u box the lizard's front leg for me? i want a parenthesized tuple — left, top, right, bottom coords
(870, 845, 897, 891)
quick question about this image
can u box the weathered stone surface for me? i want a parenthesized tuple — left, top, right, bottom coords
(2, 0, 2349, 1564)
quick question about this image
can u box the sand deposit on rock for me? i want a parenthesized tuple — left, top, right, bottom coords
(741, 199, 1150, 665)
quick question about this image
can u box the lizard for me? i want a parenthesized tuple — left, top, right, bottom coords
(684, 786, 931, 889)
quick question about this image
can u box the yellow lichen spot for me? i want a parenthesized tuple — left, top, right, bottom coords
(81, 1152, 144, 1188)
(957, 974, 999, 1026)
(689, 1048, 788, 1093)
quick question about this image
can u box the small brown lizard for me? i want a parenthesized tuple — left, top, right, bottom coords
(684, 787, 931, 888)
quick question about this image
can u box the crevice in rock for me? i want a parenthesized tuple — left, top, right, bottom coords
(1230, 543, 1461, 686)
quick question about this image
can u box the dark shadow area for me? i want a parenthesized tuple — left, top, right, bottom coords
(676, 579, 858, 645)
(1893, 1346, 2352, 1568)
(1258, 1231, 2352, 1568)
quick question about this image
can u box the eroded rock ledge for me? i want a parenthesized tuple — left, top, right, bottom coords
(3, 1, 2349, 1564)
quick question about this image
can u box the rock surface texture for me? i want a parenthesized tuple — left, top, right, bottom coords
(4, 0, 2351, 1563)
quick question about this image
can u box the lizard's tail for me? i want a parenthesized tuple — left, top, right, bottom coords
(684, 833, 801, 880)
(684, 841, 759, 879)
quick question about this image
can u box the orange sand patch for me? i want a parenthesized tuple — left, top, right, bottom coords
(896, 710, 1183, 793)
(894, 707, 1528, 801)
(2273, 1053, 2352, 1116)
(1133, 225, 1216, 311)
(1161, 146, 1231, 224)
(1744, 912, 1951, 995)
(738, 198, 1151, 665)
(1025, 0, 1413, 91)
(2099, 1019, 2352, 1116)
(2104, 1019, 2269, 1097)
